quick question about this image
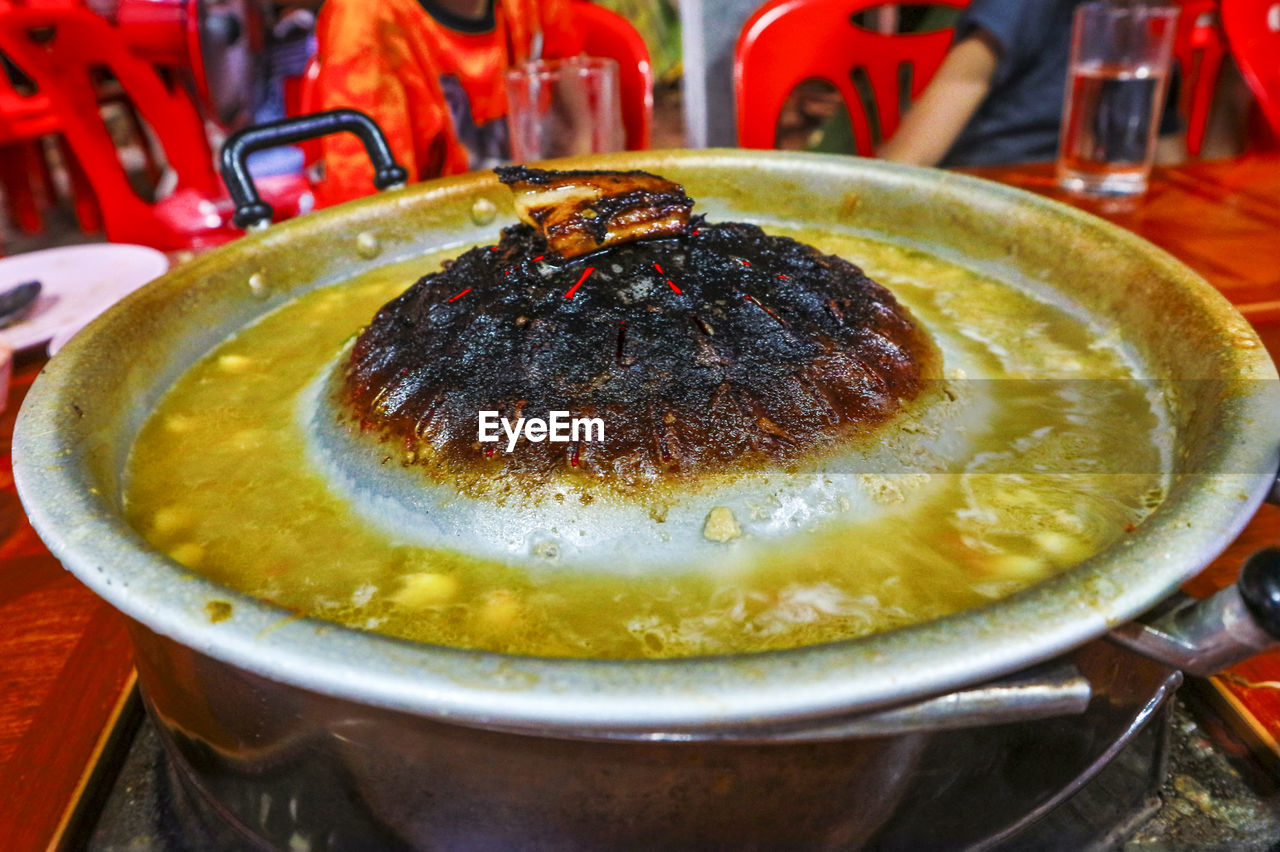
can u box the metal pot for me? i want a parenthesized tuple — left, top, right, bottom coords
(15, 117, 1280, 847)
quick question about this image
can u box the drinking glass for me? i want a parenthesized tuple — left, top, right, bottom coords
(1056, 2, 1179, 195)
(505, 56, 625, 162)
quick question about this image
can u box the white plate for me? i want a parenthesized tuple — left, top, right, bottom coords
(0, 243, 169, 354)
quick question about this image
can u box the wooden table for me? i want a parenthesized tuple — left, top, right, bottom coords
(3, 154, 1280, 847)
(0, 356, 135, 848)
(968, 155, 1280, 322)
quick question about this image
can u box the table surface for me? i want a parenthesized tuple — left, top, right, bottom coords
(4, 154, 1280, 846)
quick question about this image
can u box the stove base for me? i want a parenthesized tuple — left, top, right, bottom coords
(78, 642, 1207, 851)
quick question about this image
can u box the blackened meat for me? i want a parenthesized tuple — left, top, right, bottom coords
(344, 211, 939, 491)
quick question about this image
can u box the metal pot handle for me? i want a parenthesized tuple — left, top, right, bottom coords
(219, 108, 408, 232)
(1109, 546, 1280, 676)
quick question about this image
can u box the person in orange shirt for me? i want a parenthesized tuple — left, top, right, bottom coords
(312, 0, 582, 206)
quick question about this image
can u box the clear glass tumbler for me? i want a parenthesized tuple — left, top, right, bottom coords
(1056, 2, 1179, 195)
(505, 56, 626, 163)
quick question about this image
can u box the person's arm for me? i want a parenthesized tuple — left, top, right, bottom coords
(877, 30, 1001, 166)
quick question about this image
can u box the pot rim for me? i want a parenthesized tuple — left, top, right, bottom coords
(14, 150, 1280, 737)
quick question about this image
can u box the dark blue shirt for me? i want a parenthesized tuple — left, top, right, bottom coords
(941, 0, 1084, 167)
(941, 0, 1179, 167)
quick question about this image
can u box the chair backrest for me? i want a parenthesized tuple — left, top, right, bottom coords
(735, 0, 968, 153)
(1221, 0, 1280, 141)
(0, 5, 222, 248)
(1173, 0, 1227, 157)
(296, 2, 653, 156)
(0, 53, 58, 143)
(572, 0, 652, 150)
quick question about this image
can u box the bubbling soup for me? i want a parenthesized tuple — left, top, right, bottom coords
(123, 228, 1170, 659)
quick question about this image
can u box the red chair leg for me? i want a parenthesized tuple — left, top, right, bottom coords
(59, 135, 103, 234)
(0, 141, 46, 234)
(32, 137, 57, 204)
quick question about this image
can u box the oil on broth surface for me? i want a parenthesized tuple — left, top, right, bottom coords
(124, 231, 1168, 658)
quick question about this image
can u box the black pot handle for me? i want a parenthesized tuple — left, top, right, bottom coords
(1248, 478, 1280, 638)
(219, 109, 409, 231)
(1239, 547, 1280, 640)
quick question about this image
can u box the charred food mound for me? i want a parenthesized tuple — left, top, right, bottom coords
(343, 167, 939, 490)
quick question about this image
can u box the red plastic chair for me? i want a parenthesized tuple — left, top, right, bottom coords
(573, 0, 652, 150)
(1, 8, 103, 241)
(0, 4, 240, 250)
(1221, 0, 1280, 143)
(0, 56, 57, 236)
(735, 0, 969, 153)
(1173, 0, 1228, 157)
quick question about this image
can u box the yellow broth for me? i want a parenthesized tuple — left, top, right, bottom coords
(123, 232, 1168, 658)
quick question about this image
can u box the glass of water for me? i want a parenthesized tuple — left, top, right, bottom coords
(505, 56, 626, 163)
(1057, 2, 1179, 196)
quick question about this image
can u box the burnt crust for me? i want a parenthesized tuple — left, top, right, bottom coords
(343, 217, 939, 491)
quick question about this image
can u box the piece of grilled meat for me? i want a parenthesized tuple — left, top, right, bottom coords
(497, 166, 694, 259)
(342, 168, 939, 492)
